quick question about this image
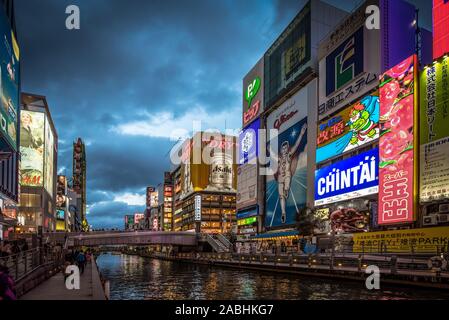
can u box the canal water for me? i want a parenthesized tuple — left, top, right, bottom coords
(96, 253, 449, 300)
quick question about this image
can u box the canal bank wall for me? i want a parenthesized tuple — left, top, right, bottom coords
(120, 249, 449, 291)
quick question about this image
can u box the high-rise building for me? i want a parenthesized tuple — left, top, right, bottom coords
(18, 93, 58, 233)
(0, 0, 20, 240)
(73, 138, 87, 231)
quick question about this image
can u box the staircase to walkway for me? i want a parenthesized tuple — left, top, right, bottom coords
(203, 233, 232, 253)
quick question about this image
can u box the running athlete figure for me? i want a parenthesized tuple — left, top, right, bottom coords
(275, 124, 307, 224)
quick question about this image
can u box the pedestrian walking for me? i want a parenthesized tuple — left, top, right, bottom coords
(0, 265, 16, 300)
(76, 251, 86, 274)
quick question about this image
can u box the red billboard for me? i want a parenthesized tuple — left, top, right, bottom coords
(378, 55, 417, 225)
(433, 0, 449, 59)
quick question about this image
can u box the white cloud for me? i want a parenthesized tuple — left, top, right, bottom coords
(112, 106, 242, 140)
(113, 192, 146, 206)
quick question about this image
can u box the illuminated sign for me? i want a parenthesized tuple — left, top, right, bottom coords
(56, 209, 65, 220)
(378, 55, 417, 225)
(420, 56, 449, 145)
(134, 213, 144, 224)
(326, 27, 364, 96)
(194, 195, 201, 222)
(237, 216, 257, 226)
(315, 148, 379, 206)
(433, 0, 449, 60)
(20, 111, 45, 186)
(237, 164, 257, 210)
(316, 92, 379, 163)
(0, 5, 20, 151)
(44, 118, 55, 196)
(243, 58, 264, 126)
(236, 206, 258, 220)
(265, 86, 308, 229)
(239, 118, 260, 165)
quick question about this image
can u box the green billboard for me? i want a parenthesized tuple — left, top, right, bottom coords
(420, 56, 449, 144)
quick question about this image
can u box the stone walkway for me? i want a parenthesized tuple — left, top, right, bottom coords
(20, 261, 105, 300)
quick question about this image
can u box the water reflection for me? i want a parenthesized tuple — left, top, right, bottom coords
(96, 253, 449, 300)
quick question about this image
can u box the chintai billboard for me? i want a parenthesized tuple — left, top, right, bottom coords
(378, 55, 418, 225)
(314, 148, 379, 206)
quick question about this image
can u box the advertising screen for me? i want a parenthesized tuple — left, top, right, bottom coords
(236, 164, 257, 210)
(378, 55, 417, 225)
(419, 56, 449, 202)
(56, 209, 65, 220)
(316, 91, 379, 163)
(0, 6, 20, 151)
(20, 110, 45, 186)
(433, 0, 449, 60)
(330, 207, 369, 233)
(44, 119, 55, 196)
(315, 148, 379, 206)
(264, 2, 311, 108)
(318, 26, 380, 120)
(238, 118, 260, 165)
(134, 213, 144, 224)
(265, 88, 308, 229)
(243, 58, 264, 126)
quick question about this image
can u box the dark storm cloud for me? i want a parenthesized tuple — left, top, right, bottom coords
(14, 0, 432, 228)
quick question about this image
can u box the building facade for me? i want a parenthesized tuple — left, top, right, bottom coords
(18, 93, 58, 233)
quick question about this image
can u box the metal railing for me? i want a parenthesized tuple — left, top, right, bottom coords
(0, 247, 63, 282)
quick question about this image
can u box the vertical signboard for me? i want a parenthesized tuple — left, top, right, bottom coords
(420, 56, 449, 201)
(20, 111, 45, 186)
(0, 5, 20, 151)
(265, 87, 308, 229)
(243, 58, 264, 126)
(44, 118, 55, 196)
(236, 164, 257, 210)
(194, 195, 202, 222)
(238, 118, 260, 165)
(378, 55, 417, 225)
(433, 0, 449, 60)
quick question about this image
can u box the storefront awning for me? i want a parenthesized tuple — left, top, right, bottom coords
(0, 214, 17, 227)
(250, 230, 299, 240)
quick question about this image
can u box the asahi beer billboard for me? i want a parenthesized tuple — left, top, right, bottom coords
(420, 56, 449, 202)
(243, 58, 264, 127)
(378, 55, 417, 225)
(180, 133, 237, 198)
(237, 164, 257, 210)
(316, 91, 379, 163)
(20, 110, 45, 186)
(0, 5, 20, 151)
(315, 148, 379, 206)
(265, 87, 308, 229)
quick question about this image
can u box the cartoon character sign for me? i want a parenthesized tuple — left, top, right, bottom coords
(316, 93, 379, 163)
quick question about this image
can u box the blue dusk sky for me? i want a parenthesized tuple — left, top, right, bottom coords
(14, 0, 432, 228)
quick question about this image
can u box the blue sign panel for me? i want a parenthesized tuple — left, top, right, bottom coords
(315, 148, 379, 206)
(236, 206, 258, 220)
(238, 118, 260, 165)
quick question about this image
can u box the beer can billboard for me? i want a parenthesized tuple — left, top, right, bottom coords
(378, 55, 418, 225)
(419, 56, 449, 202)
(242, 58, 264, 127)
(265, 87, 308, 229)
(316, 91, 379, 163)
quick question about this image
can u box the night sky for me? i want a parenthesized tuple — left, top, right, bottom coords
(13, 0, 432, 229)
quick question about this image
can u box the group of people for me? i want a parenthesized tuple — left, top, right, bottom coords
(0, 240, 29, 257)
(63, 249, 92, 279)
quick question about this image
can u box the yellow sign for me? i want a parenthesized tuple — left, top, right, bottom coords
(353, 227, 449, 253)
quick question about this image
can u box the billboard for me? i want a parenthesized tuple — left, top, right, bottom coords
(236, 164, 257, 210)
(316, 91, 379, 163)
(420, 56, 449, 144)
(315, 148, 379, 206)
(419, 56, 449, 202)
(0, 6, 20, 151)
(353, 226, 449, 254)
(265, 88, 308, 229)
(20, 110, 45, 186)
(238, 118, 260, 165)
(318, 23, 380, 119)
(134, 213, 144, 225)
(378, 55, 417, 225)
(180, 133, 237, 198)
(264, 2, 311, 108)
(330, 207, 369, 233)
(146, 186, 158, 208)
(243, 58, 264, 126)
(433, 0, 449, 60)
(56, 209, 65, 220)
(44, 119, 55, 196)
